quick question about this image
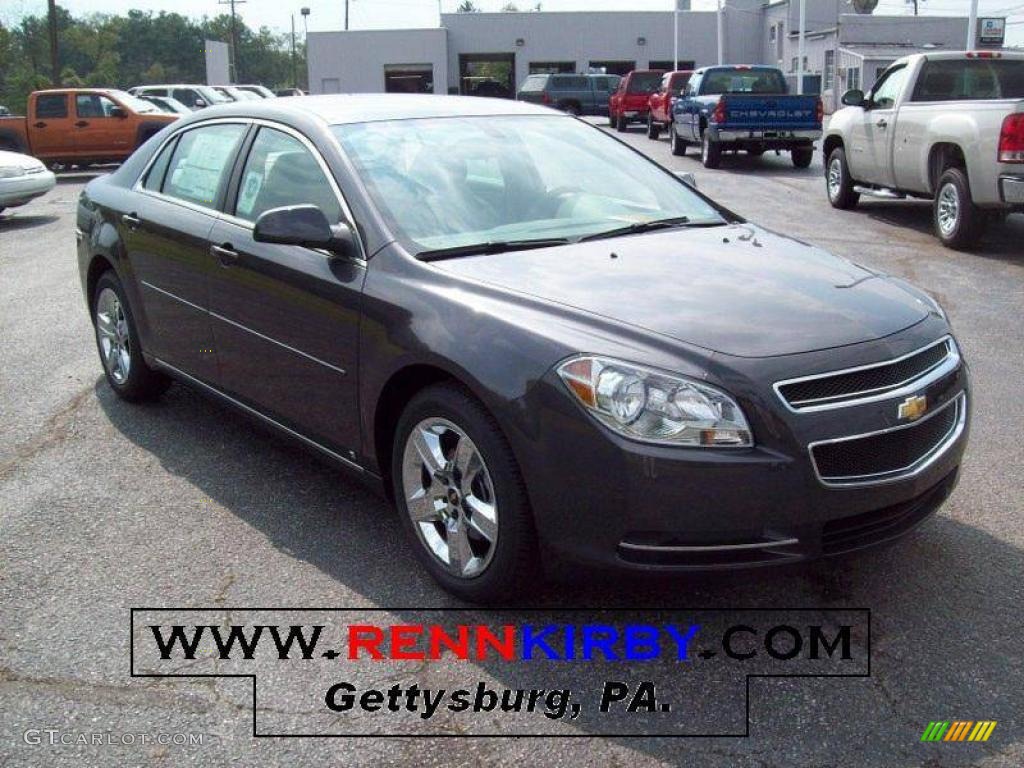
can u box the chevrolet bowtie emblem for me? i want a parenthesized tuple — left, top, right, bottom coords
(898, 394, 928, 421)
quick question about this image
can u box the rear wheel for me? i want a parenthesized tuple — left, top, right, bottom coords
(92, 270, 171, 402)
(560, 102, 580, 116)
(826, 147, 859, 210)
(791, 147, 814, 168)
(392, 383, 537, 603)
(934, 167, 985, 250)
(701, 130, 721, 169)
(615, 113, 627, 132)
(670, 122, 687, 156)
(646, 116, 660, 140)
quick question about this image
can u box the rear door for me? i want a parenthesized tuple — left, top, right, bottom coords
(206, 123, 364, 454)
(28, 93, 75, 157)
(126, 120, 249, 382)
(72, 92, 133, 158)
(846, 64, 909, 186)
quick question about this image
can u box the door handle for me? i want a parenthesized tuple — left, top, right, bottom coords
(121, 213, 141, 230)
(211, 244, 239, 265)
(75, 120, 89, 128)
(33, 121, 46, 128)
(875, 118, 888, 128)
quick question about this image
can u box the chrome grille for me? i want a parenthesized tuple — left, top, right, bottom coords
(776, 337, 957, 412)
(810, 393, 965, 488)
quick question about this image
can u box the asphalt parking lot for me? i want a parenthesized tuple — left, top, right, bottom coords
(1, 122, 1022, 767)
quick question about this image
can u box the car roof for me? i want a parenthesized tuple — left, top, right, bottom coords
(182, 94, 558, 125)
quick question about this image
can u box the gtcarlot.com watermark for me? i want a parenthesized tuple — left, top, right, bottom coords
(24, 729, 205, 747)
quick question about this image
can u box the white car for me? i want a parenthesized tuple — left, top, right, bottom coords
(0, 149, 56, 214)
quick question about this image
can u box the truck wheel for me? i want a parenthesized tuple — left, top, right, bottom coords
(701, 131, 722, 169)
(826, 147, 859, 210)
(560, 102, 580, 116)
(791, 147, 814, 168)
(670, 123, 687, 156)
(646, 116, 660, 140)
(934, 167, 985, 250)
(615, 113, 627, 132)
(608, 111, 615, 127)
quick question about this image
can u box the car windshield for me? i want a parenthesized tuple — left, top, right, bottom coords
(703, 69, 787, 95)
(332, 115, 725, 254)
(108, 90, 159, 114)
(519, 75, 547, 93)
(627, 73, 663, 94)
(199, 87, 231, 104)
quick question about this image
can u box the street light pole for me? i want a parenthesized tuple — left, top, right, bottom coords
(291, 14, 297, 89)
(967, 0, 978, 49)
(716, 0, 723, 66)
(797, 0, 806, 95)
(673, 1, 679, 71)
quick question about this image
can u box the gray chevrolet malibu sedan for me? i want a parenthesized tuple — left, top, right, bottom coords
(76, 95, 969, 601)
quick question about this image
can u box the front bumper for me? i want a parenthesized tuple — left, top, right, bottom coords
(0, 170, 57, 207)
(513, 321, 969, 572)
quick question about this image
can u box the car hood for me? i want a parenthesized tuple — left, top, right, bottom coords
(432, 223, 929, 358)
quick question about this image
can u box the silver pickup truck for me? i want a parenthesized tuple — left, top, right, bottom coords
(823, 51, 1023, 249)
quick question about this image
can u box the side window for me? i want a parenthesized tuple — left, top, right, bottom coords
(163, 123, 246, 208)
(173, 88, 197, 108)
(35, 94, 68, 119)
(142, 137, 177, 192)
(234, 127, 342, 224)
(869, 65, 909, 109)
(75, 93, 118, 118)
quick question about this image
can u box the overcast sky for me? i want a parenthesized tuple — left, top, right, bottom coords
(3, 0, 1021, 46)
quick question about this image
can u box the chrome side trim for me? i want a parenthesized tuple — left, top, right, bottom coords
(774, 336, 957, 414)
(150, 356, 364, 473)
(140, 280, 346, 375)
(208, 310, 346, 375)
(619, 538, 800, 553)
(809, 392, 966, 489)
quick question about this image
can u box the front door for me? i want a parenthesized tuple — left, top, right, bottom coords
(206, 124, 364, 454)
(127, 121, 249, 382)
(846, 64, 908, 187)
(73, 92, 133, 159)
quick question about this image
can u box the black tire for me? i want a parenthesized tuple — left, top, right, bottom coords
(700, 130, 721, 169)
(670, 123, 687, 156)
(92, 270, 171, 402)
(560, 102, 580, 116)
(646, 117, 660, 140)
(933, 167, 985, 250)
(615, 113, 627, 132)
(791, 147, 814, 168)
(391, 383, 537, 603)
(607, 111, 615, 127)
(826, 146, 860, 210)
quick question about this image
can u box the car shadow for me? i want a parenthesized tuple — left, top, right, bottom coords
(97, 373, 1021, 763)
(0, 213, 60, 231)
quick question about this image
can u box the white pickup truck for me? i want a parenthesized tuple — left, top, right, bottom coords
(823, 51, 1023, 249)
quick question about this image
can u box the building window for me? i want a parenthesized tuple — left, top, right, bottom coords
(824, 50, 835, 90)
(529, 61, 575, 74)
(769, 26, 776, 42)
(588, 60, 636, 77)
(384, 65, 434, 94)
(846, 66, 860, 91)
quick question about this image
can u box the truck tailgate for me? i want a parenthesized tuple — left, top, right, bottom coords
(718, 94, 820, 131)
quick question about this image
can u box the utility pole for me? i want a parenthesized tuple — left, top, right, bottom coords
(967, 0, 978, 49)
(673, 0, 679, 71)
(47, 0, 60, 87)
(291, 14, 298, 89)
(345, 0, 349, 30)
(218, 0, 247, 83)
(797, 0, 806, 94)
(716, 0, 723, 65)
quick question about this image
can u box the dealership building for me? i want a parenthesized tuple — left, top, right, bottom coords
(307, 2, 1005, 109)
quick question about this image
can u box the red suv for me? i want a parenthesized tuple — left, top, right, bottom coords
(646, 70, 693, 140)
(608, 70, 665, 132)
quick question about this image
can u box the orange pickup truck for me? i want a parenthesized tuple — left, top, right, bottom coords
(0, 88, 178, 166)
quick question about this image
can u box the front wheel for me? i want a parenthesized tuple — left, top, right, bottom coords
(934, 167, 985, 250)
(392, 383, 537, 603)
(826, 147, 859, 209)
(92, 270, 171, 402)
(701, 130, 721, 169)
(670, 123, 687, 156)
(791, 147, 814, 168)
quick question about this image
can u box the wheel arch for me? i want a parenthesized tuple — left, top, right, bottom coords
(927, 142, 967, 195)
(85, 253, 117, 314)
(822, 134, 844, 165)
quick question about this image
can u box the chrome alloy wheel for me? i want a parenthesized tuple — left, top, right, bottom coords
(827, 157, 843, 201)
(95, 287, 131, 384)
(401, 418, 498, 579)
(936, 182, 960, 237)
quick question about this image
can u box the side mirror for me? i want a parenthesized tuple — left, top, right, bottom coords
(194, 98, 207, 108)
(110, 106, 127, 118)
(674, 171, 697, 188)
(253, 205, 356, 256)
(841, 89, 865, 107)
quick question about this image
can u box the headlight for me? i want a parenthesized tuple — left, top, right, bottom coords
(557, 355, 753, 447)
(0, 166, 27, 179)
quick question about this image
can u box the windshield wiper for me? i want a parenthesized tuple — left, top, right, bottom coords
(417, 237, 572, 261)
(576, 216, 725, 242)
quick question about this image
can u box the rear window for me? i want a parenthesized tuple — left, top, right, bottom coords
(911, 59, 1024, 101)
(626, 72, 664, 94)
(702, 68, 787, 95)
(35, 94, 68, 119)
(519, 75, 548, 93)
(552, 76, 588, 90)
(669, 72, 692, 93)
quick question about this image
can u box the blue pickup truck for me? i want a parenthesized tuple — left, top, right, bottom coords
(670, 65, 822, 169)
